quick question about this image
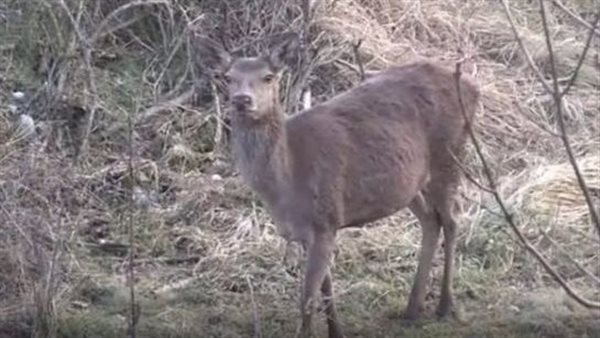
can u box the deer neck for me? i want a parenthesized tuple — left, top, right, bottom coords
(231, 109, 291, 206)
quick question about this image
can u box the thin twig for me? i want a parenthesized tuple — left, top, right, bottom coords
(211, 81, 225, 153)
(219, 2, 232, 52)
(126, 89, 138, 338)
(1, 203, 35, 248)
(500, 0, 553, 94)
(352, 39, 365, 81)
(549, 0, 600, 37)
(302, 87, 312, 110)
(460, 193, 507, 220)
(513, 99, 561, 138)
(246, 275, 262, 338)
(153, 277, 196, 295)
(93, 15, 144, 43)
(135, 88, 195, 123)
(454, 62, 600, 309)
(60, 1, 171, 162)
(90, 0, 169, 44)
(301, 0, 314, 112)
(447, 148, 495, 194)
(538, 0, 600, 241)
(540, 230, 600, 286)
(119, 255, 201, 266)
(154, 29, 188, 95)
(560, 12, 600, 97)
(284, 0, 315, 115)
(56, 0, 98, 163)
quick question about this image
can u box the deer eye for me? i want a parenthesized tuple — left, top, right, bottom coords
(263, 74, 275, 83)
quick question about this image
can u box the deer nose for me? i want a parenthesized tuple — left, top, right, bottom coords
(232, 94, 253, 109)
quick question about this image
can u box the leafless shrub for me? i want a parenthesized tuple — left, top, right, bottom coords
(453, 0, 599, 310)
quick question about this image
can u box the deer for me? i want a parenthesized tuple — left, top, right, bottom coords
(195, 33, 480, 338)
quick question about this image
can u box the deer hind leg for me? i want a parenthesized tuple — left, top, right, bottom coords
(297, 234, 336, 338)
(436, 202, 457, 319)
(321, 269, 344, 338)
(405, 192, 441, 320)
(430, 153, 462, 319)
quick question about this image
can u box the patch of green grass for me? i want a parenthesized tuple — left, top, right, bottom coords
(58, 312, 123, 338)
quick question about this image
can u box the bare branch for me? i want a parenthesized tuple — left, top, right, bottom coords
(447, 148, 495, 194)
(93, 15, 144, 43)
(284, 0, 316, 114)
(513, 100, 562, 138)
(560, 12, 600, 97)
(352, 39, 365, 81)
(500, 0, 553, 93)
(302, 0, 312, 28)
(538, 0, 600, 241)
(333, 58, 362, 77)
(126, 84, 139, 338)
(540, 230, 600, 287)
(154, 30, 188, 95)
(152, 277, 196, 295)
(550, 0, 600, 37)
(210, 81, 226, 153)
(246, 275, 262, 338)
(117, 255, 201, 266)
(90, 0, 169, 44)
(539, 0, 561, 94)
(302, 88, 312, 110)
(454, 62, 600, 309)
(135, 88, 195, 123)
(58, 0, 172, 162)
(55, 0, 99, 162)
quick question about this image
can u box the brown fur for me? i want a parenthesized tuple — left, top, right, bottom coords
(197, 34, 480, 338)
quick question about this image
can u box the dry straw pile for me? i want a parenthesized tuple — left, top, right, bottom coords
(0, 0, 598, 337)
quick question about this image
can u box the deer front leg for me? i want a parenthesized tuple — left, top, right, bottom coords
(406, 193, 441, 320)
(297, 234, 335, 338)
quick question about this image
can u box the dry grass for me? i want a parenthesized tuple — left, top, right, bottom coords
(1, 0, 599, 337)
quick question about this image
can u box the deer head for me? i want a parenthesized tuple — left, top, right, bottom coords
(195, 33, 300, 122)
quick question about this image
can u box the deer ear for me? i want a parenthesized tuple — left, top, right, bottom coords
(192, 34, 232, 76)
(266, 32, 300, 72)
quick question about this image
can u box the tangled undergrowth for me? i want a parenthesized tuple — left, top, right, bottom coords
(0, 0, 599, 337)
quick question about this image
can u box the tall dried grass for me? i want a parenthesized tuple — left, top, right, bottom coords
(0, 0, 598, 337)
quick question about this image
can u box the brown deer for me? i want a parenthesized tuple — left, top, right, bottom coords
(196, 33, 480, 338)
